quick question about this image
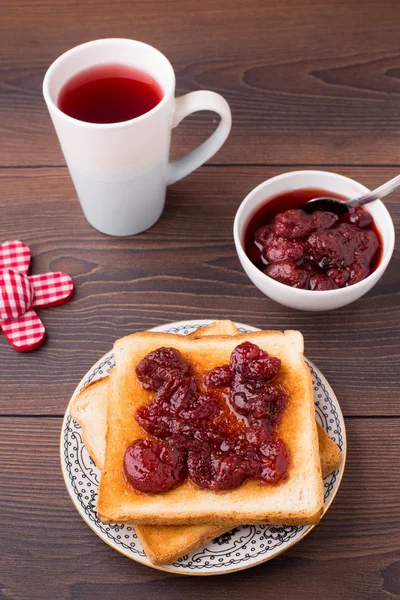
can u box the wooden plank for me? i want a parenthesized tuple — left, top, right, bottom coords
(3, 0, 400, 166)
(0, 165, 399, 415)
(0, 417, 399, 599)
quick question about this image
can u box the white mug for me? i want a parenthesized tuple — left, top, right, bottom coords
(43, 39, 232, 236)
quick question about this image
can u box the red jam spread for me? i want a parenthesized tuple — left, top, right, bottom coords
(123, 343, 290, 493)
(245, 189, 382, 290)
(123, 439, 186, 493)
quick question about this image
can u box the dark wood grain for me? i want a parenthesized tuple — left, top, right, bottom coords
(1, 2, 400, 597)
(0, 165, 399, 415)
(0, 418, 399, 600)
(3, 0, 400, 166)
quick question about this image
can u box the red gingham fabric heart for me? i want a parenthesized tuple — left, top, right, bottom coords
(1, 310, 45, 352)
(0, 240, 30, 275)
(29, 273, 74, 308)
(0, 268, 34, 320)
(0, 240, 74, 352)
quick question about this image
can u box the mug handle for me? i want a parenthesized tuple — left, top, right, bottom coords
(167, 91, 232, 185)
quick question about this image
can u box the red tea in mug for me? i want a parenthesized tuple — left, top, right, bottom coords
(58, 63, 163, 124)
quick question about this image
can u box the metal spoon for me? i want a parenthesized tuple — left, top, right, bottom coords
(301, 173, 400, 215)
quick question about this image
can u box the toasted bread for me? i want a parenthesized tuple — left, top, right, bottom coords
(317, 421, 342, 480)
(97, 330, 324, 526)
(71, 321, 340, 565)
(71, 379, 108, 470)
(186, 320, 239, 338)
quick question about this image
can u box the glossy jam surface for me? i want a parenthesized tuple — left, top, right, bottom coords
(123, 344, 290, 493)
(245, 189, 382, 290)
(58, 64, 163, 124)
(123, 439, 186, 493)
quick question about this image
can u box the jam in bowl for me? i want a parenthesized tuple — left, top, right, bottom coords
(245, 188, 382, 291)
(233, 170, 395, 311)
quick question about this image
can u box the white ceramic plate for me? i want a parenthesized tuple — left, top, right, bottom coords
(61, 320, 346, 575)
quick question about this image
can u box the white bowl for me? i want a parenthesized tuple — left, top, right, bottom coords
(233, 170, 395, 311)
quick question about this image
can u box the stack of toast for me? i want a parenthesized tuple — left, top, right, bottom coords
(71, 320, 341, 565)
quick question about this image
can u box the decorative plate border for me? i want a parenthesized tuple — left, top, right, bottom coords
(61, 320, 346, 576)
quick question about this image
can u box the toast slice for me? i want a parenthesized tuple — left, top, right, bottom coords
(98, 330, 324, 526)
(71, 379, 108, 470)
(317, 420, 341, 479)
(186, 320, 239, 338)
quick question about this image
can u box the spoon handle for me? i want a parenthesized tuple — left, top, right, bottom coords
(347, 174, 400, 207)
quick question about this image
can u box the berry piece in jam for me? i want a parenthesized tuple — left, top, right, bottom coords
(212, 455, 249, 489)
(254, 438, 290, 484)
(273, 209, 313, 240)
(306, 224, 357, 268)
(231, 381, 288, 426)
(135, 377, 196, 439)
(255, 224, 274, 247)
(245, 354, 281, 382)
(245, 423, 270, 446)
(154, 376, 200, 412)
(136, 381, 220, 445)
(347, 261, 369, 285)
(204, 365, 234, 388)
(260, 384, 288, 429)
(264, 237, 305, 263)
(187, 448, 248, 490)
(309, 272, 335, 291)
(356, 229, 379, 264)
(135, 403, 171, 439)
(264, 261, 309, 289)
(230, 341, 281, 382)
(327, 267, 350, 288)
(178, 393, 221, 423)
(347, 206, 373, 228)
(311, 211, 338, 231)
(230, 341, 259, 371)
(135, 347, 191, 391)
(123, 439, 186, 493)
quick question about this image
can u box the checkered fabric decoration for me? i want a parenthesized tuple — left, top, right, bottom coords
(0, 240, 74, 351)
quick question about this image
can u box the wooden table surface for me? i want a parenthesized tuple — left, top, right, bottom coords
(1, 1, 400, 598)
